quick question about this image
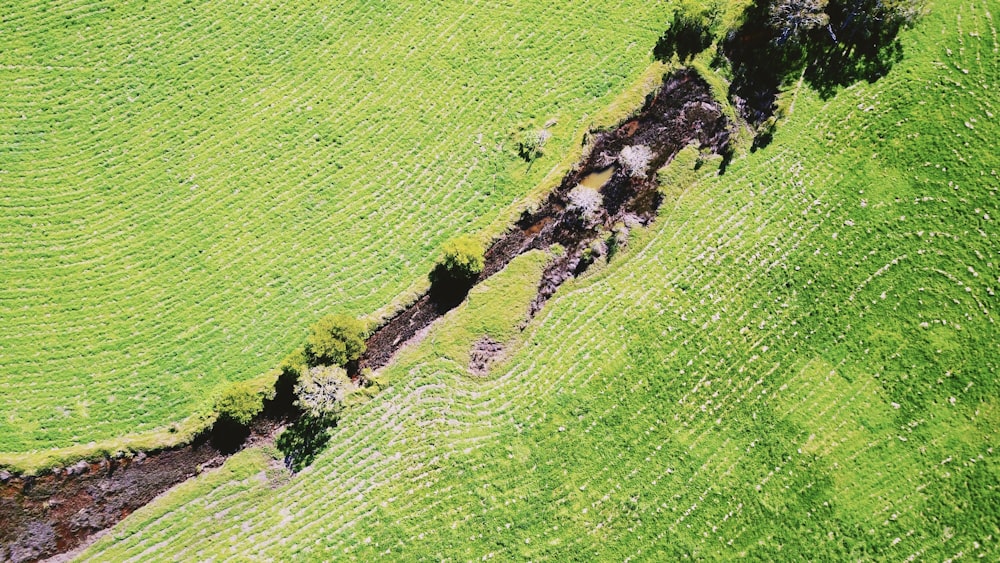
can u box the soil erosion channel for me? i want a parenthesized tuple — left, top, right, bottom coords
(360, 69, 731, 370)
(0, 69, 732, 562)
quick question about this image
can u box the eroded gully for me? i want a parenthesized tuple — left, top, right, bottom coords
(0, 68, 732, 562)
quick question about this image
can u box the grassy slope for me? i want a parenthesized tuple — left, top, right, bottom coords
(83, 248, 553, 560)
(84, 0, 999, 560)
(0, 0, 670, 454)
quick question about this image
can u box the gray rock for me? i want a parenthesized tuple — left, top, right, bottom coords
(7, 522, 56, 563)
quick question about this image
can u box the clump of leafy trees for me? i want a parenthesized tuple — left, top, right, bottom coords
(276, 316, 367, 471)
(654, 0, 923, 129)
(724, 0, 923, 124)
(305, 314, 367, 367)
(276, 364, 359, 471)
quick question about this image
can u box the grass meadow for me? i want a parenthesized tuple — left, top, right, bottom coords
(80, 0, 999, 559)
(0, 0, 672, 456)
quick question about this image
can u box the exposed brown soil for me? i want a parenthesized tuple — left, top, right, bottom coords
(358, 68, 731, 372)
(468, 337, 505, 376)
(0, 68, 732, 562)
(0, 418, 285, 562)
(0, 445, 223, 563)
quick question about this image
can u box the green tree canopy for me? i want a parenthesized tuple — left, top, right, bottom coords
(432, 235, 485, 284)
(215, 381, 266, 426)
(305, 314, 367, 367)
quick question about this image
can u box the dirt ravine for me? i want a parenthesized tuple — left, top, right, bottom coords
(359, 68, 732, 372)
(0, 444, 223, 563)
(0, 418, 285, 562)
(0, 69, 731, 562)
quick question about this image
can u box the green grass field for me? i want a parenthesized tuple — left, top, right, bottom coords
(0, 0, 673, 455)
(80, 0, 1000, 559)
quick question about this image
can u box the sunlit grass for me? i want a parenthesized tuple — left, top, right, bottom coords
(77, 0, 1000, 559)
(0, 0, 672, 455)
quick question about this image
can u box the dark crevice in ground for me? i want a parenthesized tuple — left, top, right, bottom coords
(0, 68, 732, 563)
(0, 413, 288, 563)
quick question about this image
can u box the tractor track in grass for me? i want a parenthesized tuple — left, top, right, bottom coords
(0, 68, 732, 562)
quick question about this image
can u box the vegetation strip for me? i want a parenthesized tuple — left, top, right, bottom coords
(0, 68, 732, 561)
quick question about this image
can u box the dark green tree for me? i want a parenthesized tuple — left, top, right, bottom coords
(430, 235, 484, 286)
(768, 0, 829, 44)
(305, 314, 367, 367)
(428, 235, 486, 305)
(724, 0, 922, 123)
(215, 381, 265, 426)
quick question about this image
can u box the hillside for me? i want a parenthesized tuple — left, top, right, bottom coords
(78, 0, 999, 560)
(0, 0, 670, 455)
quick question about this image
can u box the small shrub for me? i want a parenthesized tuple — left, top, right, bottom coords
(694, 145, 717, 168)
(576, 239, 609, 274)
(429, 235, 486, 305)
(607, 222, 630, 260)
(216, 382, 265, 426)
(517, 129, 551, 162)
(752, 116, 779, 151)
(567, 186, 604, 228)
(619, 145, 654, 178)
(430, 235, 485, 287)
(305, 314, 367, 367)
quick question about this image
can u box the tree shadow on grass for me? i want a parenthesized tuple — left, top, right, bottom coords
(803, 24, 905, 99)
(721, 0, 914, 125)
(653, 11, 716, 63)
(276, 415, 336, 473)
